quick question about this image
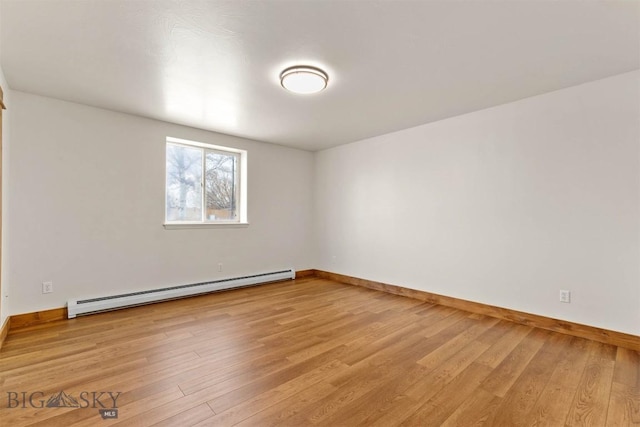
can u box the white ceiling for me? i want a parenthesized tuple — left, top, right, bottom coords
(1, 1, 638, 151)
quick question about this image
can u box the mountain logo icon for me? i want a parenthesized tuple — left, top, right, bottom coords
(46, 391, 80, 408)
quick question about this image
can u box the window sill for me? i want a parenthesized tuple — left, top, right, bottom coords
(163, 222, 250, 230)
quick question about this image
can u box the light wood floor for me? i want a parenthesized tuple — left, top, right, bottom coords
(0, 277, 638, 426)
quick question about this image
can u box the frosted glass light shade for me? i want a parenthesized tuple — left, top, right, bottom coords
(280, 66, 328, 94)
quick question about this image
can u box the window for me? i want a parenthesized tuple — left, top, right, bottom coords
(165, 137, 247, 227)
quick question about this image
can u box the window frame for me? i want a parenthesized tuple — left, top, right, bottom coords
(164, 136, 248, 229)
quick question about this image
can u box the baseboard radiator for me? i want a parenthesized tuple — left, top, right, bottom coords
(67, 268, 295, 318)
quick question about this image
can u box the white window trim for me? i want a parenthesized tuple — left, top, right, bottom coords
(163, 222, 250, 230)
(164, 136, 248, 228)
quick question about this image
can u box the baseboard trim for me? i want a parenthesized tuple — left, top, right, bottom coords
(315, 270, 640, 351)
(295, 269, 317, 279)
(9, 307, 68, 330)
(0, 317, 9, 350)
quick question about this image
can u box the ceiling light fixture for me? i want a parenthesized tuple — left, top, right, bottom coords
(280, 66, 328, 94)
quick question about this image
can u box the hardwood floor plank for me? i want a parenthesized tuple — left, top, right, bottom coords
(475, 320, 534, 368)
(490, 332, 573, 425)
(291, 362, 405, 425)
(566, 340, 618, 426)
(607, 347, 640, 426)
(400, 362, 494, 426)
(404, 338, 492, 403)
(204, 359, 349, 426)
(613, 347, 640, 388)
(606, 382, 640, 426)
(479, 327, 549, 397)
(440, 388, 502, 427)
(152, 402, 215, 427)
(526, 336, 592, 427)
(205, 342, 353, 415)
(416, 316, 499, 371)
(232, 381, 339, 427)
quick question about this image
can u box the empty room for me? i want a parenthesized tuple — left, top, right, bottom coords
(0, 0, 638, 426)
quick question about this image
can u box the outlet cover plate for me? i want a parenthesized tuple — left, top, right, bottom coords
(42, 281, 53, 294)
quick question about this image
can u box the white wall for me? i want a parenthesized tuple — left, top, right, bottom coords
(6, 91, 315, 315)
(315, 71, 640, 335)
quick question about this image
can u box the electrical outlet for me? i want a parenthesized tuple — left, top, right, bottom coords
(42, 281, 53, 294)
(559, 290, 571, 303)
(218, 263, 223, 272)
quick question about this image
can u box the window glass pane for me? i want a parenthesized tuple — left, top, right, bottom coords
(166, 144, 203, 221)
(205, 151, 237, 221)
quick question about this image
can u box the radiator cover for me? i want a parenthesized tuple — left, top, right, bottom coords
(67, 269, 295, 318)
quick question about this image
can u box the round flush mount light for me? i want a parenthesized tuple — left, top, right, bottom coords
(280, 66, 328, 94)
